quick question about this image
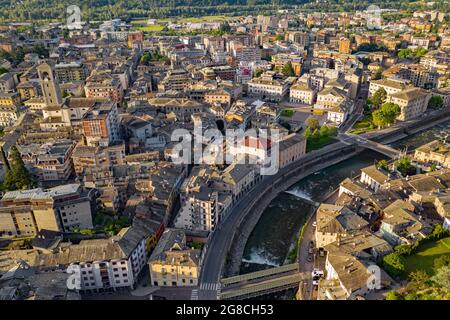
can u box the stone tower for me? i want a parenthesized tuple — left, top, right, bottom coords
(37, 61, 63, 107)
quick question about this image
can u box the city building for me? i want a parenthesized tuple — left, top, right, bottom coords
(0, 184, 94, 237)
(148, 228, 201, 287)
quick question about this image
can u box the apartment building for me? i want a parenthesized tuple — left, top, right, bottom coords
(368, 78, 411, 97)
(414, 140, 450, 168)
(0, 104, 19, 127)
(0, 92, 20, 106)
(17, 81, 40, 101)
(278, 133, 307, 169)
(290, 82, 316, 105)
(387, 87, 430, 121)
(315, 204, 369, 248)
(149, 228, 201, 287)
(201, 65, 236, 81)
(248, 71, 295, 102)
(84, 72, 123, 103)
(148, 97, 204, 119)
(55, 62, 88, 83)
(0, 184, 94, 237)
(157, 68, 191, 92)
(82, 101, 121, 147)
(174, 166, 221, 232)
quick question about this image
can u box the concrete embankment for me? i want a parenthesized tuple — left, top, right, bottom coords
(223, 111, 450, 277)
(224, 145, 362, 277)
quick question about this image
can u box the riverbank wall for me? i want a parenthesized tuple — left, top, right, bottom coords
(223, 112, 450, 277)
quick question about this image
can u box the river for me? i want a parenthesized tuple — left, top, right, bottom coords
(240, 120, 450, 276)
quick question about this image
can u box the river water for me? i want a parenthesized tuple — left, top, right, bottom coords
(240, 120, 450, 275)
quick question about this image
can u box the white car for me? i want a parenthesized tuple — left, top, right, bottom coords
(312, 276, 320, 286)
(312, 221, 317, 228)
(311, 268, 324, 277)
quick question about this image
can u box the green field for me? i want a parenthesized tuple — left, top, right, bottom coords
(137, 24, 165, 32)
(178, 15, 231, 23)
(403, 237, 450, 276)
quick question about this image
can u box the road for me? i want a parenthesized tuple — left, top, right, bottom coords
(198, 106, 450, 300)
(198, 144, 357, 299)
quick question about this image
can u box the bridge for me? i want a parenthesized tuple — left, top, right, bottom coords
(218, 263, 309, 300)
(338, 133, 402, 159)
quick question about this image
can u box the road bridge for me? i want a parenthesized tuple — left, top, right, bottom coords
(219, 264, 309, 300)
(338, 133, 402, 159)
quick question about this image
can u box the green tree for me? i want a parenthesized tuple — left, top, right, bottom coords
(372, 67, 383, 80)
(383, 252, 405, 277)
(305, 116, 319, 130)
(2, 146, 33, 191)
(386, 290, 403, 300)
(431, 266, 450, 291)
(303, 127, 312, 138)
(414, 46, 428, 59)
(377, 159, 389, 171)
(372, 88, 387, 106)
(372, 109, 386, 128)
(398, 48, 412, 58)
(282, 62, 296, 77)
(319, 124, 329, 137)
(140, 51, 153, 65)
(380, 102, 401, 124)
(275, 34, 284, 41)
(395, 157, 415, 175)
(311, 128, 320, 139)
(428, 95, 443, 110)
(0, 67, 8, 75)
(433, 255, 450, 272)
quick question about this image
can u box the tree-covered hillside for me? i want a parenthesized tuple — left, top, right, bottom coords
(0, 0, 448, 23)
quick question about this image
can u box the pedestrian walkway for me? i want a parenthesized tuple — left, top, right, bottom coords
(190, 289, 199, 300)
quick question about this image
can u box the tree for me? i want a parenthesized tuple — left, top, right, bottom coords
(0, 67, 8, 75)
(319, 124, 329, 137)
(383, 252, 405, 277)
(140, 51, 152, 65)
(253, 69, 264, 78)
(395, 157, 415, 175)
(372, 109, 386, 128)
(305, 116, 319, 130)
(408, 270, 429, 287)
(372, 88, 387, 106)
(372, 68, 383, 80)
(282, 62, 296, 77)
(433, 255, 450, 272)
(414, 46, 428, 59)
(380, 102, 401, 124)
(431, 266, 450, 291)
(398, 48, 412, 59)
(303, 127, 312, 138)
(377, 159, 389, 171)
(275, 34, 284, 41)
(2, 146, 33, 191)
(311, 128, 320, 139)
(428, 95, 443, 110)
(386, 290, 403, 300)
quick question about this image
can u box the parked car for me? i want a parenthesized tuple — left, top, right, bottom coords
(312, 221, 317, 228)
(312, 268, 324, 277)
(312, 275, 320, 286)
